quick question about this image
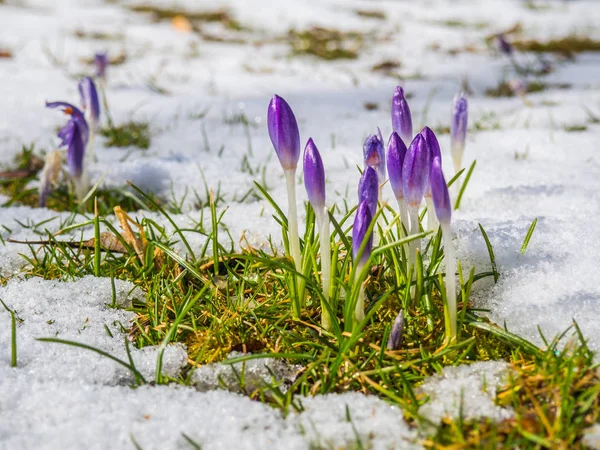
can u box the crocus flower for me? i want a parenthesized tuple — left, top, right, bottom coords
(430, 157, 451, 226)
(402, 133, 430, 268)
(450, 94, 468, 177)
(352, 200, 374, 323)
(421, 126, 442, 230)
(387, 310, 404, 350)
(362, 129, 386, 182)
(95, 52, 108, 81)
(496, 34, 513, 56)
(357, 166, 379, 217)
(303, 138, 325, 212)
(402, 134, 430, 209)
(78, 77, 101, 131)
(268, 95, 301, 172)
(38, 151, 62, 207)
(303, 138, 332, 330)
(430, 156, 456, 341)
(46, 101, 89, 201)
(391, 86, 413, 145)
(267, 94, 303, 314)
(386, 131, 409, 233)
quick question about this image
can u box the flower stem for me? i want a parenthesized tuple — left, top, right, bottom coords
(425, 196, 438, 231)
(354, 261, 365, 323)
(284, 170, 303, 311)
(441, 222, 457, 341)
(397, 198, 409, 237)
(316, 209, 332, 330)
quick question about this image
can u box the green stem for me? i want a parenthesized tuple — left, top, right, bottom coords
(317, 210, 332, 330)
(441, 222, 457, 341)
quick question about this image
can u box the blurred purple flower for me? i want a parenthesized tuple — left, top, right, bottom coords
(46, 101, 88, 178)
(451, 95, 468, 151)
(303, 138, 326, 211)
(430, 157, 452, 225)
(95, 52, 108, 80)
(268, 95, 301, 172)
(78, 77, 101, 130)
(352, 200, 374, 266)
(402, 134, 430, 208)
(363, 129, 386, 182)
(358, 166, 379, 217)
(496, 34, 513, 56)
(391, 86, 413, 145)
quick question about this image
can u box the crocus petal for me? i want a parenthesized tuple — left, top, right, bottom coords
(352, 200, 374, 265)
(386, 131, 407, 200)
(268, 95, 301, 171)
(66, 118, 86, 178)
(362, 132, 386, 182)
(391, 86, 413, 145)
(303, 138, 326, 211)
(402, 134, 430, 208)
(421, 126, 441, 161)
(451, 95, 468, 149)
(358, 166, 378, 217)
(46, 101, 90, 144)
(78, 77, 101, 129)
(430, 157, 452, 225)
(496, 34, 513, 56)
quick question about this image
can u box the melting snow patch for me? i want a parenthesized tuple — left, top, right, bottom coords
(584, 424, 600, 450)
(418, 361, 513, 424)
(193, 351, 300, 393)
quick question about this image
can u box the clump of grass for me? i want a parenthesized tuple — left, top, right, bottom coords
(512, 35, 600, 58)
(100, 122, 150, 149)
(129, 5, 243, 31)
(288, 27, 363, 60)
(0, 145, 161, 214)
(371, 60, 401, 76)
(485, 80, 571, 97)
(564, 124, 588, 132)
(354, 9, 386, 20)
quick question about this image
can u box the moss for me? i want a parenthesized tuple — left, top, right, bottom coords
(512, 35, 600, 58)
(100, 122, 150, 149)
(288, 27, 363, 60)
(485, 80, 571, 97)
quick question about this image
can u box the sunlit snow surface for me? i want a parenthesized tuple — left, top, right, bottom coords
(1, 0, 600, 448)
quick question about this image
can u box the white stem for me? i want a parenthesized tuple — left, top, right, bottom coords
(441, 222, 457, 341)
(316, 209, 332, 330)
(408, 205, 420, 270)
(397, 198, 409, 237)
(355, 262, 365, 323)
(284, 170, 302, 274)
(73, 169, 89, 203)
(425, 196, 438, 231)
(87, 130, 97, 164)
(451, 143, 464, 198)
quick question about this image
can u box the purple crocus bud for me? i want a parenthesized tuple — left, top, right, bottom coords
(451, 95, 468, 151)
(430, 157, 452, 225)
(303, 138, 326, 211)
(362, 130, 386, 182)
(358, 166, 379, 217)
(352, 200, 373, 265)
(78, 77, 101, 130)
(496, 34, 513, 56)
(46, 101, 88, 177)
(386, 131, 407, 200)
(268, 95, 301, 172)
(386, 310, 404, 350)
(402, 134, 430, 208)
(95, 52, 108, 80)
(421, 126, 441, 161)
(391, 86, 413, 145)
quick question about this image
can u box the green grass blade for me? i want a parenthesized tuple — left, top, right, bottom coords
(520, 218, 538, 254)
(454, 160, 476, 210)
(478, 223, 498, 283)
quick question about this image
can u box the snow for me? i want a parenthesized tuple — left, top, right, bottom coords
(1, 0, 600, 447)
(418, 361, 513, 424)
